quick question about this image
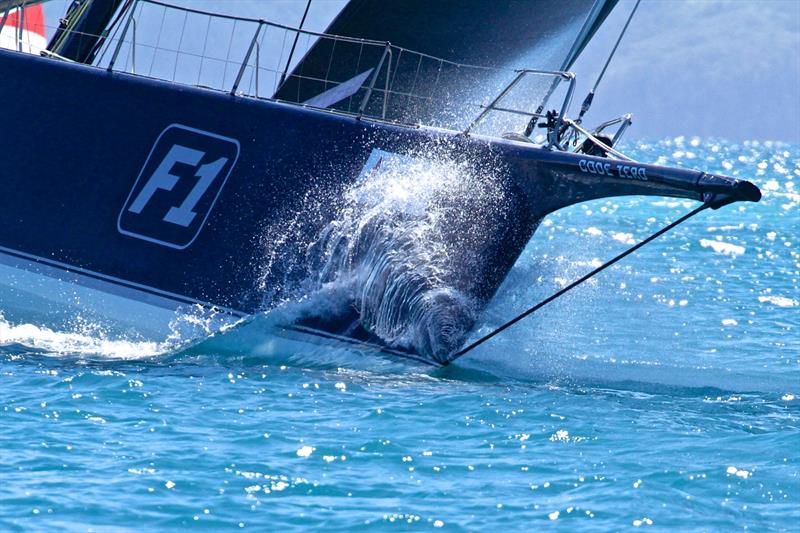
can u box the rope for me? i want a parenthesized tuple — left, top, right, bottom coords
(447, 202, 712, 363)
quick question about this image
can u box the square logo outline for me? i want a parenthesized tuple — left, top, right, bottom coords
(117, 123, 241, 250)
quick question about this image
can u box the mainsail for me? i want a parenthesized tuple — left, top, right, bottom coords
(274, 0, 618, 130)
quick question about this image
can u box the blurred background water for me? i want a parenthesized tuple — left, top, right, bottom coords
(1, 138, 797, 531)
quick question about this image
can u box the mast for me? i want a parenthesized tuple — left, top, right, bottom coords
(47, 0, 126, 63)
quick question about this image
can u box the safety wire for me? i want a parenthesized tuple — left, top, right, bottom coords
(448, 201, 712, 363)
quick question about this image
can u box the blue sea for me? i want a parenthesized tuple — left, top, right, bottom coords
(1, 138, 798, 531)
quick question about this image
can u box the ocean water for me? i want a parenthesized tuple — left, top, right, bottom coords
(1, 137, 798, 531)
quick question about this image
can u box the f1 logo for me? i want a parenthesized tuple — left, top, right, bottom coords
(118, 124, 240, 249)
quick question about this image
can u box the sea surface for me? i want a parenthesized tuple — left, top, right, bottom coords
(1, 138, 798, 531)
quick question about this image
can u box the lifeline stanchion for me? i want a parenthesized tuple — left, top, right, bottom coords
(447, 201, 713, 363)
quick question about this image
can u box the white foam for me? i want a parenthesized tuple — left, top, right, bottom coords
(0, 313, 169, 359)
(757, 295, 798, 308)
(611, 232, 635, 244)
(257, 145, 508, 362)
(699, 239, 745, 256)
(296, 445, 314, 457)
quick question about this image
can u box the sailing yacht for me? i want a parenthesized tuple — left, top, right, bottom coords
(0, 0, 760, 364)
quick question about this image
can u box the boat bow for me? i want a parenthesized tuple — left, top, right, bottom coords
(497, 143, 762, 222)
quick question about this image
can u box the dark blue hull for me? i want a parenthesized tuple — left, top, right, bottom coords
(0, 50, 759, 363)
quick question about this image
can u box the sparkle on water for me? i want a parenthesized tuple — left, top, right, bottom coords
(1, 137, 798, 530)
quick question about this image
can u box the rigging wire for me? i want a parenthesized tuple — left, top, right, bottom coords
(91, 0, 134, 64)
(577, 0, 642, 123)
(278, 0, 312, 88)
(447, 201, 712, 363)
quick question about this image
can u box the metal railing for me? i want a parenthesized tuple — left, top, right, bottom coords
(463, 70, 576, 144)
(102, 1, 403, 117)
(6, 0, 594, 145)
(96, 0, 578, 136)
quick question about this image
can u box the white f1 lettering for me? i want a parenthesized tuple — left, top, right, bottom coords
(163, 156, 228, 227)
(127, 144, 228, 227)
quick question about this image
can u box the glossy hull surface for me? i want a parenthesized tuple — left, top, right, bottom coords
(0, 50, 757, 361)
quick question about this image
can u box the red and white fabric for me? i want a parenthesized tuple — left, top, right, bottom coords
(0, 5, 46, 55)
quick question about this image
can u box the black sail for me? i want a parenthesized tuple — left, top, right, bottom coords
(274, 0, 618, 129)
